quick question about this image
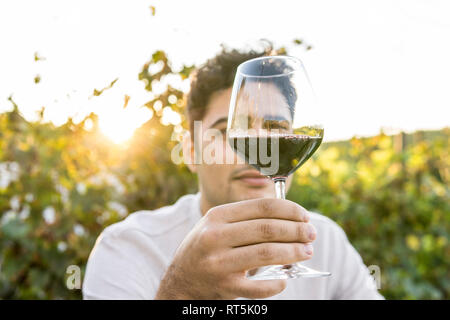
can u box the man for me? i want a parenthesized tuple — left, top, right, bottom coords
(82, 47, 383, 300)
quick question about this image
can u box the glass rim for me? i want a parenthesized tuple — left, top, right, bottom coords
(236, 55, 304, 78)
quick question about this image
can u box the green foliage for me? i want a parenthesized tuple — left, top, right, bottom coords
(287, 131, 450, 299)
(0, 51, 198, 299)
(0, 48, 448, 300)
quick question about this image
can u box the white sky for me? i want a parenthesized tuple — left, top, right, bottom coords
(0, 0, 449, 142)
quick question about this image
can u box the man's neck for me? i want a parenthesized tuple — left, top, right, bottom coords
(199, 194, 213, 217)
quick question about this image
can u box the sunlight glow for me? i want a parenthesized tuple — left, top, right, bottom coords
(99, 107, 153, 144)
(0, 0, 449, 141)
(161, 106, 181, 126)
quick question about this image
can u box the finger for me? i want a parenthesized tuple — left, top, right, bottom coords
(231, 277, 287, 299)
(221, 219, 316, 247)
(212, 198, 310, 223)
(215, 242, 313, 273)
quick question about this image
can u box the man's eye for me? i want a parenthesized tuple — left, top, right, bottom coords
(208, 129, 226, 140)
(263, 120, 290, 131)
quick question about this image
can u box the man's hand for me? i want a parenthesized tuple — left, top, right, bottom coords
(155, 198, 316, 300)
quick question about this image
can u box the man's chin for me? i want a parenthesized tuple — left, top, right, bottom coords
(230, 184, 275, 202)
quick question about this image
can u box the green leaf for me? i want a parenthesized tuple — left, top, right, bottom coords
(1, 219, 31, 240)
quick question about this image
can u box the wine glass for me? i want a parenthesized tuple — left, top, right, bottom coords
(227, 55, 331, 280)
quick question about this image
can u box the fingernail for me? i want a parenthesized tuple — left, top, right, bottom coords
(304, 243, 313, 255)
(308, 224, 316, 241)
(303, 210, 310, 222)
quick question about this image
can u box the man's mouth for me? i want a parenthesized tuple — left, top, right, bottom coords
(231, 169, 270, 187)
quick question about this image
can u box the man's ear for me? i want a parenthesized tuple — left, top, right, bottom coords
(182, 130, 197, 173)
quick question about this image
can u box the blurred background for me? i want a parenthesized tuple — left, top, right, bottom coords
(0, 0, 448, 299)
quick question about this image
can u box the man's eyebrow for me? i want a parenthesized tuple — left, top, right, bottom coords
(208, 117, 228, 129)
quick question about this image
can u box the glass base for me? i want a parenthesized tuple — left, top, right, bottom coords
(247, 263, 331, 280)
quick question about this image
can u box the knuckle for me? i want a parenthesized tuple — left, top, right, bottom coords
(278, 224, 288, 237)
(257, 198, 274, 215)
(258, 222, 276, 239)
(257, 244, 275, 261)
(206, 206, 222, 221)
(199, 227, 217, 245)
(204, 254, 216, 268)
(205, 254, 222, 274)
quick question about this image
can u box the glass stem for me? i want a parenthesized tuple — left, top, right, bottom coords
(274, 179, 286, 199)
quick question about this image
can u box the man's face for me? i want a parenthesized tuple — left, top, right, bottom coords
(187, 86, 292, 209)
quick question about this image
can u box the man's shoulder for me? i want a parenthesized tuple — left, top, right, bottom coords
(100, 193, 200, 241)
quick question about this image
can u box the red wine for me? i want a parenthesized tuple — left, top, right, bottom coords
(229, 133, 323, 178)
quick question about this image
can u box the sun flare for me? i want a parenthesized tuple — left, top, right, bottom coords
(99, 107, 153, 144)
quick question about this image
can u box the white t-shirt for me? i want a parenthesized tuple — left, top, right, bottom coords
(82, 193, 383, 300)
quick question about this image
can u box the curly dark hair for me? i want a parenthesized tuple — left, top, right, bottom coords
(186, 43, 273, 138)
